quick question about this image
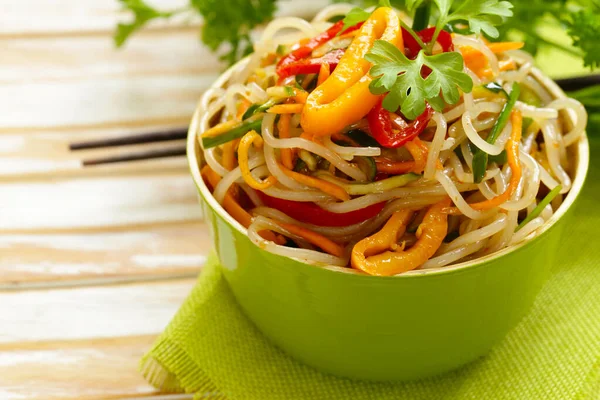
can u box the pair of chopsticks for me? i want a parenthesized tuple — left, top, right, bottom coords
(69, 76, 598, 167)
(70, 128, 187, 166)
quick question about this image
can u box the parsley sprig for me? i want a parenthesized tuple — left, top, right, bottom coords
(366, 41, 473, 119)
(115, 0, 600, 71)
(115, 0, 276, 65)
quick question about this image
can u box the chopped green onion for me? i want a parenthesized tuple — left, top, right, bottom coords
(201, 118, 263, 149)
(472, 82, 521, 183)
(317, 172, 421, 195)
(482, 82, 508, 98)
(515, 184, 563, 232)
(242, 98, 281, 120)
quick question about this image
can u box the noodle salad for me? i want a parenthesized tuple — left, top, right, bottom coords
(195, 2, 587, 276)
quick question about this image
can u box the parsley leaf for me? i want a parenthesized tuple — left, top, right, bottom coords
(567, 10, 600, 69)
(366, 40, 473, 119)
(443, 0, 513, 38)
(191, 0, 277, 65)
(114, 0, 176, 47)
(340, 7, 371, 34)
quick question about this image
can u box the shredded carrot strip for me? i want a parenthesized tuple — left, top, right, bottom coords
(279, 164, 350, 201)
(236, 98, 252, 120)
(221, 141, 237, 171)
(201, 120, 239, 138)
(202, 165, 252, 227)
(274, 220, 345, 258)
(478, 59, 517, 79)
(292, 88, 308, 104)
(201, 165, 284, 244)
(317, 62, 330, 86)
(461, 42, 523, 75)
(267, 104, 304, 114)
(277, 114, 295, 170)
(238, 130, 277, 190)
(470, 110, 523, 210)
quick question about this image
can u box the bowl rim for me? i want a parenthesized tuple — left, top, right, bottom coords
(186, 57, 590, 279)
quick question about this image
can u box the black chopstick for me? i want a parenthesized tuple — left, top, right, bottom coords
(82, 144, 187, 166)
(70, 127, 187, 151)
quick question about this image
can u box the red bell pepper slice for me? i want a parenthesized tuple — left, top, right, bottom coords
(366, 98, 433, 148)
(276, 20, 363, 80)
(256, 191, 385, 227)
(402, 27, 454, 59)
(276, 49, 345, 80)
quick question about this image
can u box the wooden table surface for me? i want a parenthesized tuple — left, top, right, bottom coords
(0, 1, 319, 398)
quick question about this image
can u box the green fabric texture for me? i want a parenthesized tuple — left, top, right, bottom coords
(141, 134, 600, 399)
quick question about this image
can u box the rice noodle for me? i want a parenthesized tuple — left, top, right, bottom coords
(419, 241, 486, 270)
(462, 101, 505, 155)
(424, 112, 447, 179)
(193, 14, 586, 274)
(435, 171, 495, 220)
(323, 135, 381, 159)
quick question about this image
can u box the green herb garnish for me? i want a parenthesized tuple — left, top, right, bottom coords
(366, 40, 473, 119)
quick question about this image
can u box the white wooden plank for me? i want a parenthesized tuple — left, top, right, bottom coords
(0, 336, 160, 399)
(0, 0, 322, 36)
(0, 75, 213, 131)
(0, 172, 202, 231)
(0, 0, 194, 36)
(0, 224, 211, 286)
(0, 31, 219, 83)
(0, 279, 195, 343)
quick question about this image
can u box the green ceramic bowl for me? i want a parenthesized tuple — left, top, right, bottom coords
(186, 60, 589, 381)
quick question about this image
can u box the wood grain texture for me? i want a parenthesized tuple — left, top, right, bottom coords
(0, 336, 161, 400)
(0, 127, 189, 180)
(0, 75, 213, 131)
(0, 0, 321, 37)
(0, 31, 218, 83)
(0, 224, 211, 287)
(0, 279, 195, 344)
(0, 172, 202, 231)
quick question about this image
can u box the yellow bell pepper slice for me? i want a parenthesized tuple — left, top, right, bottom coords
(301, 7, 404, 137)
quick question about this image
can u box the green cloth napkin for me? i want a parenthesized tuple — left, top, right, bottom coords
(141, 134, 600, 399)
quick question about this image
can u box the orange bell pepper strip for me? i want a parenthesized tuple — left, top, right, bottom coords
(301, 7, 403, 137)
(351, 198, 450, 276)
